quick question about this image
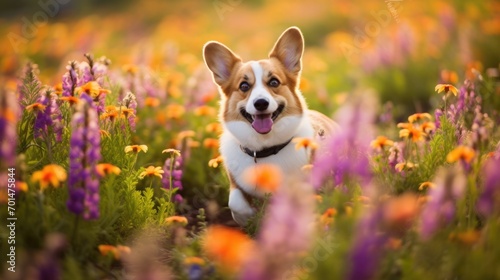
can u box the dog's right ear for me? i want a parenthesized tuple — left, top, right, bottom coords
(203, 41, 241, 86)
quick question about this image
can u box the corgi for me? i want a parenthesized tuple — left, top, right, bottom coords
(203, 27, 336, 225)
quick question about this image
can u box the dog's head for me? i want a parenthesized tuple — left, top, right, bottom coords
(203, 27, 308, 148)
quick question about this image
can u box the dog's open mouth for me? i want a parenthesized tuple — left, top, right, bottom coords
(240, 104, 285, 134)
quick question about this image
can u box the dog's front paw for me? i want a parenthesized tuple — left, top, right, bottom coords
(228, 188, 255, 226)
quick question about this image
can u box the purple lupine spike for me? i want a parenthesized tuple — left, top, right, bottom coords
(240, 179, 315, 280)
(0, 85, 18, 167)
(78, 62, 93, 86)
(62, 61, 79, 97)
(312, 95, 376, 189)
(348, 206, 387, 280)
(67, 93, 101, 220)
(34, 89, 63, 141)
(162, 156, 183, 191)
(477, 147, 500, 217)
(419, 166, 466, 239)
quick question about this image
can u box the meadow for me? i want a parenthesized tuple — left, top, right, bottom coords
(1, 0, 500, 279)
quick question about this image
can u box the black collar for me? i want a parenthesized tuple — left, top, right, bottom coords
(240, 138, 293, 163)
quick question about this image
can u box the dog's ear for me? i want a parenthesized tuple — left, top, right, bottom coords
(269, 27, 304, 74)
(203, 41, 241, 86)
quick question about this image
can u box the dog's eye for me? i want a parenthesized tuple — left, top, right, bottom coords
(268, 78, 280, 88)
(239, 82, 250, 92)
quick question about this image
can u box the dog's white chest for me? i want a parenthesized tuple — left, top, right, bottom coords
(220, 116, 315, 197)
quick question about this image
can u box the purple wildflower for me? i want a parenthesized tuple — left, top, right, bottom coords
(0, 85, 18, 167)
(348, 206, 387, 280)
(434, 109, 443, 129)
(122, 92, 137, 131)
(62, 61, 79, 97)
(33, 89, 63, 141)
(388, 141, 405, 170)
(312, 95, 376, 189)
(477, 149, 500, 217)
(240, 179, 315, 280)
(67, 93, 101, 220)
(162, 155, 183, 190)
(420, 166, 466, 239)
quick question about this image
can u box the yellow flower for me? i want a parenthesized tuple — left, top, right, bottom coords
(166, 103, 185, 119)
(145, 97, 160, 107)
(202, 226, 254, 274)
(243, 164, 282, 194)
(370, 136, 394, 150)
(60, 96, 80, 106)
(293, 137, 318, 151)
(435, 84, 458, 96)
(418, 181, 436, 191)
(162, 148, 181, 157)
(184, 257, 205, 266)
(26, 102, 46, 112)
(124, 145, 148, 154)
(208, 155, 224, 168)
(165, 216, 188, 226)
(96, 163, 121, 177)
(139, 166, 164, 179)
(446, 146, 475, 164)
(75, 81, 110, 99)
(194, 105, 217, 117)
(31, 164, 67, 190)
(408, 113, 433, 123)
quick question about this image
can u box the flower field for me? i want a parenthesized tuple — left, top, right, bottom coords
(1, 0, 500, 279)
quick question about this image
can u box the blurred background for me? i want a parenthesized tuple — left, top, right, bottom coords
(1, 0, 499, 116)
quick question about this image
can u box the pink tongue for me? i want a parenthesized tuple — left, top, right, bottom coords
(252, 114, 273, 134)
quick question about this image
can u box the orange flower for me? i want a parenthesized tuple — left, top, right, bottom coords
(418, 181, 435, 191)
(399, 127, 425, 142)
(177, 130, 196, 141)
(139, 166, 164, 179)
(166, 103, 185, 119)
(435, 84, 458, 96)
(203, 138, 219, 149)
(397, 122, 412, 129)
(449, 230, 481, 246)
(96, 163, 121, 177)
(320, 208, 337, 226)
(395, 162, 418, 172)
(370, 136, 394, 150)
(16, 182, 28, 192)
(145, 97, 160, 107)
(383, 194, 419, 233)
(31, 164, 67, 190)
(243, 164, 282, 194)
(440, 70, 459, 84)
(447, 146, 475, 164)
(165, 216, 188, 226)
(202, 226, 254, 274)
(98, 244, 131, 260)
(208, 155, 224, 168)
(26, 102, 46, 112)
(53, 83, 63, 95)
(206, 123, 223, 134)
(421, 122, 436, 134)
(100, 110, 119, 121)
(408, 113, 433, 123)
(60, 96, 80, 106)
(385, 238, 402, 250)
(75, 81, 110, 99)
(293, 137, 318, 151)
(122, 64, 138, 75)
(194, 105, 217, 117)
(118, 106, 135, 118)
(124, 145, 148, 154)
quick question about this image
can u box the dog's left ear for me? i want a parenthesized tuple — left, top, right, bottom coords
(269, 26, 304, 74)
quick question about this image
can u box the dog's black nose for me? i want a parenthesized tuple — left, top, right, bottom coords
(254, 98, 269, 111)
